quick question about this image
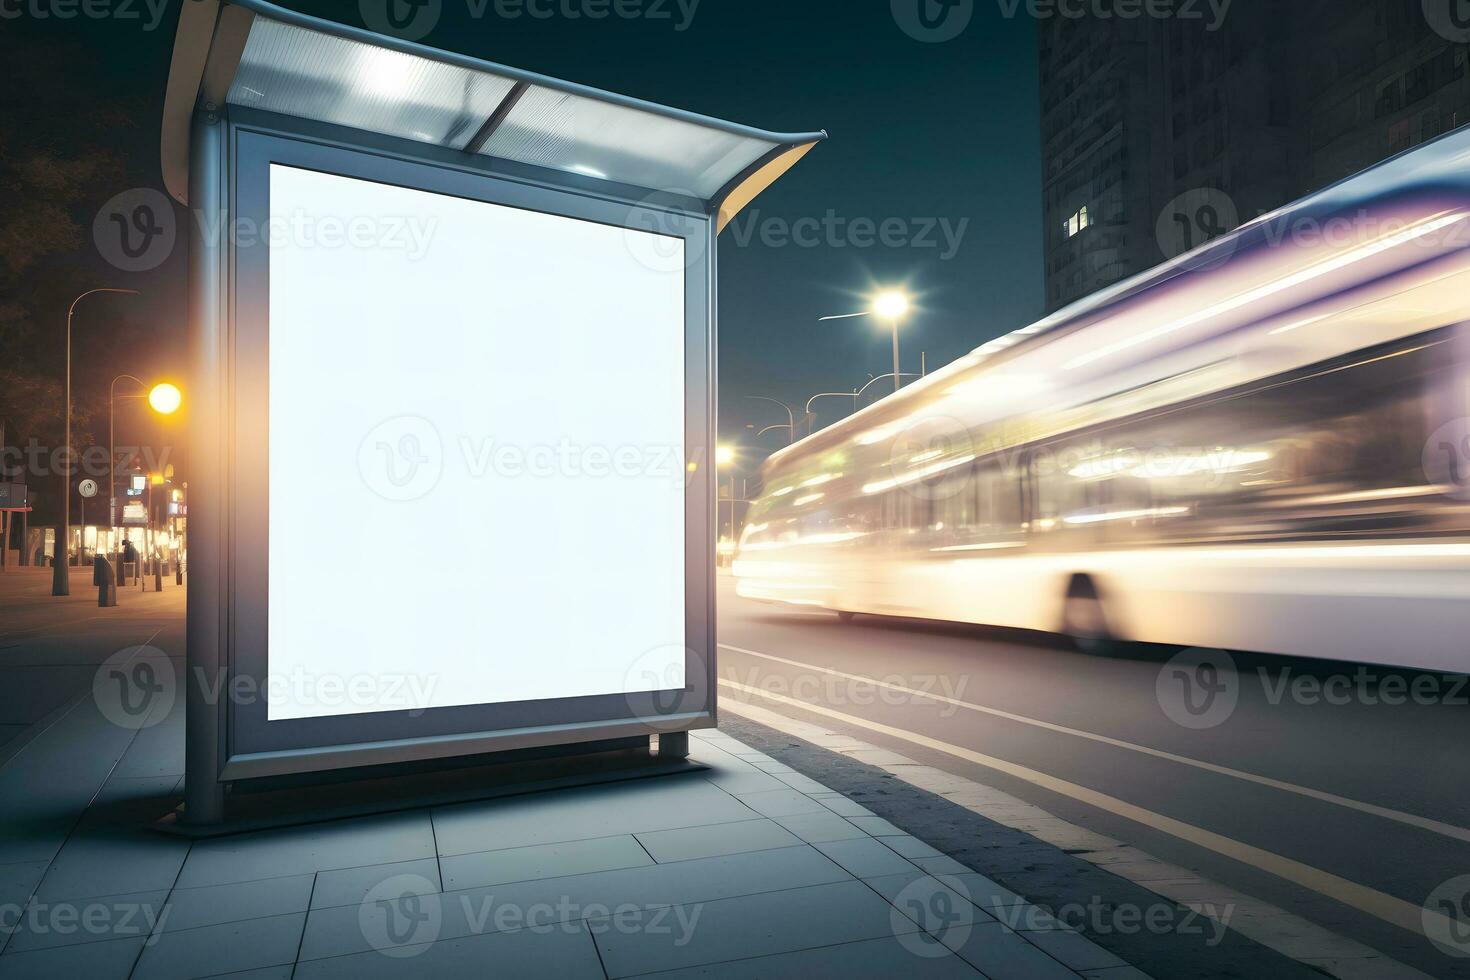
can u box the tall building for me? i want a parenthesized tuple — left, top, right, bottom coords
(1038, 0, 1470, 313)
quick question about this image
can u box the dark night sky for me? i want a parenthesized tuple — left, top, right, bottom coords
(7, 0, 1042, 474)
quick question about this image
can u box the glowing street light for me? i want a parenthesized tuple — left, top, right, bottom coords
(148, 383, 183, 415)
(819, 287, 914, 394)
(715, 445, 736, 468)
(108, 377, 184, 586)
(872, 290, 910, 321)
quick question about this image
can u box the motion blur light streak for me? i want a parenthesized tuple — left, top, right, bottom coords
(1062, 506, 1190, 525)
(861, 453, 976, 494)
(1062, 210, 1470, 371)
(737, 128, 1470, 673)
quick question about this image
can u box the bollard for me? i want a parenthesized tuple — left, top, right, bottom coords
(176, 556, 183, 586)
(153, 555, 162, 593)
(96, 555, 117, 607)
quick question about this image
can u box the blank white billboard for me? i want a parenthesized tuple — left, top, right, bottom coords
(267, 164, 687, 721)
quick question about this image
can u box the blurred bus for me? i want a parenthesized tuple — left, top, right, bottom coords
(734, 126, 1470, 671)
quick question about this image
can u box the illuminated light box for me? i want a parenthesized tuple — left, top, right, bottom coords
(162, 0, 822, 825)
(265, 164, 686, 720)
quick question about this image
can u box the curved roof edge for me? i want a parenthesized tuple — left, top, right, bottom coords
(162, 0, 824, 209)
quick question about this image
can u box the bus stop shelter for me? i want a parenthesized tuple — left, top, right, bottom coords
(161, 0, 824, 825)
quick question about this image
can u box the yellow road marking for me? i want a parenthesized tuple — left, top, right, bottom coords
(720, 641, 1470, 844)
(718, 676, 1447, 936)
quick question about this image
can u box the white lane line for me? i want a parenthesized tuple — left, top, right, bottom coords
(719, 641, 1470, 845)
(719, 695, 1435, 980)
(718, 677, 1447, 939)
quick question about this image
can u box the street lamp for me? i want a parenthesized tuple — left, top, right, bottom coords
(108, 377, 181, 587)
(55, 288, 138, 597)
(819, 287, 913, 395)
(148, 382, 183, 416)
(744, 396, 797, 445)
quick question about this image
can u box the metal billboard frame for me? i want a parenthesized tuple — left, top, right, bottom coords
(185, 108, 717, 823)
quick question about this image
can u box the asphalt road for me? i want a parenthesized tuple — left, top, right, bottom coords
(715, 572, 1470, 978)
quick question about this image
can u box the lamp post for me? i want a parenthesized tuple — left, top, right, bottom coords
(54, 288, 139, 597)
(744, 396, 797, 445)
(872, 291, 911, 393)
(148, 472, 164, 592)
(819, 288, 913, 396)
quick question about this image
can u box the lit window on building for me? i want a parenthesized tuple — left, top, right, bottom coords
(1064, 204, 1090, 238)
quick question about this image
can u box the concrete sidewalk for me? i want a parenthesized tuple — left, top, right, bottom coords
(0, 579, 1148, 979)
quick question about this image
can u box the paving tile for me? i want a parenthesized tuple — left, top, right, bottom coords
(432, 778, 756, 857)
(83, 774, 180, 822)
(618, 934, 984, 978)
(292, 917, 606, 980)
(814, 837, 921, 880)
(0, 667, 94, 724)
(1026, 928, 1128, 972)
(811, 794, 874, 818)
(771, 771, 832, 794)
(936, 872, 1029, 914)
(175, 812, 436, 888)
(4, 888, 169, 952)
(197, 968, 294, 980)
(731, 789, 826, 818)
(910, 854, 974, 876)
(300, 878, 442, 962)
(311, 857, 442, 910)
(300, 844, 849, 962)
(750, 760, 796, 774)
(847, 815, 908, 837)
(881, 835, 945, 860)
(1080, 968, 1153, 980)
(441, 835, 652, 891)
(0, 702, 138, 867)
(131, 912, 307, 980)
(591, 879, 919, 977)
(160, 873, 316, 933)
(0, 934, 146, 980)
(33, 830, 189, 901)
(699, 769, 790, 795)
(999, 903, 1078, 932)
(865, 872, 999, 932)
(0, 860, 47, 910)
(634, 820, 801, 864)
(947, 921, 1081, 980)
(772, 811, 869, 843)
